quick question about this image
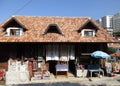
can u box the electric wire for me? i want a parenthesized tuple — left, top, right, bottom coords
(12, 0, 32, 15)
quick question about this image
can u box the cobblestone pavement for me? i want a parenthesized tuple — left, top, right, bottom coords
(4, 76, 120, 86)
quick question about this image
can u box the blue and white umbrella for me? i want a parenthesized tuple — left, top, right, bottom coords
(91, 51, 110, 59)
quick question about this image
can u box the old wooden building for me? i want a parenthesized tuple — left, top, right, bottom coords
(0, 16, 117, 73)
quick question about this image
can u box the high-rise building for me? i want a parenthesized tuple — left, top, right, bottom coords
(113, 12, 120, 31)
(96, 18, 102, 26)
(97, 12, 120, 31)
(96, 15, 113, 29)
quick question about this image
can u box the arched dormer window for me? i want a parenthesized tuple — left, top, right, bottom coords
(44, 24, 62, 35)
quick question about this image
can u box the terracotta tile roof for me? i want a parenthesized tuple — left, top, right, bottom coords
(108, 43, 120, 48)
(0, 16, 118, 42)
(110, 52, 120, 57)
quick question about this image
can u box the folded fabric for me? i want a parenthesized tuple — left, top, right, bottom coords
(56, 64, 68, 71)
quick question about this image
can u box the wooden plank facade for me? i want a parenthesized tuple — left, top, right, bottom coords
(0, 42, 107, 72)
(0, 16, 117, 73)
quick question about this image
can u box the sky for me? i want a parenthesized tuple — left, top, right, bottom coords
(0, 0, 120, 23)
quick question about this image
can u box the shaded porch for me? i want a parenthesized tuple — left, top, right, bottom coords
(0, 42, 107, 73)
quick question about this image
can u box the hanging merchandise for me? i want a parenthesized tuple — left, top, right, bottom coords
(19, 59, 28, 72)
(46, 44, 59, 61)
(52, 44, 59, 60)
(8, 58, 17, 71)
(19, 72, 29, 82)
(28, 60, 33, 80)
(38, 56, 43, 61)
(32, 60, 37, 72)
(37, 56, 43, 68)
(60, 45, 69, 61)
(46, 44, 52, 61)
(6, 58, 29, 85)
(69, 45, 75, 60)
(41, 60, 46, 71)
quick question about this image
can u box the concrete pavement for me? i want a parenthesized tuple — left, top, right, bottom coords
(4, 75, 120, 86)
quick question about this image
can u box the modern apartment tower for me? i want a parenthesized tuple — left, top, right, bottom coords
(96, 15, 113, 29)
(113, 12, 120, 31)
(97, 12, 120, 31)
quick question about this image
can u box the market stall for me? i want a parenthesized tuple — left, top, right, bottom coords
(6, 58, 29, 84)
(55, 61, 68, 78)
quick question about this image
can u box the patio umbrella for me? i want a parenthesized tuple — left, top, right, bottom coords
(91, 51, 110, 59)
(110, 52, 120, 57)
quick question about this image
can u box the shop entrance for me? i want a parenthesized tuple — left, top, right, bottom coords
(47, 61, 57, 75)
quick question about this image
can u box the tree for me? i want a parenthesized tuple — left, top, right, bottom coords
(107, 47, 116, 54)
(113, 30, 120, 37)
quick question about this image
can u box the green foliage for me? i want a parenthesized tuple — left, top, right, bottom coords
(107, 47, 116, 54)
(113, 31, 120, 37)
